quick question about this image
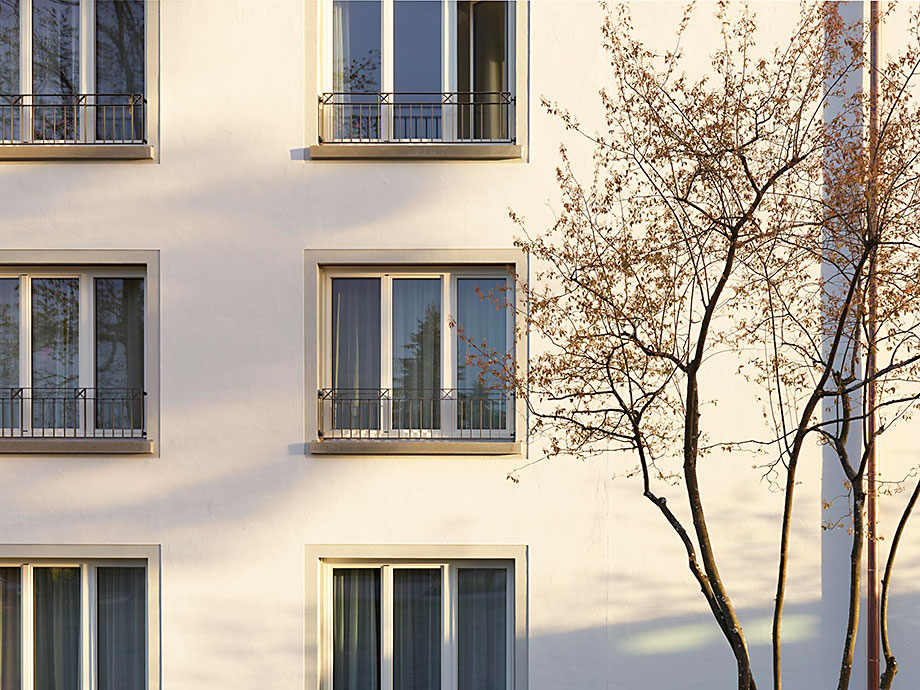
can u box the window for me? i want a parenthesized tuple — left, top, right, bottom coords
(319, 0, 514, 144)
(0, 0, 147, 145)
(0, 559, 148, 690)
(317, 558, 518, 690)
(0, 266, 146, 441)
(317, 266, 515, 443)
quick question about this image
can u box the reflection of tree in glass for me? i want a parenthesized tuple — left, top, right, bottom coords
(95, 0, 144, 140)
(0, 0, 19, 93)
(32, 0, 80, 140)
(31, 278, 78, 390)
(0, 281, 18, 391)
(393, 303, 440, 429)
(96, 278, 144, 431)
(334, 48, 381, 93)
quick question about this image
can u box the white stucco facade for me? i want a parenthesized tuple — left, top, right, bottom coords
(0, 1, 917, 689)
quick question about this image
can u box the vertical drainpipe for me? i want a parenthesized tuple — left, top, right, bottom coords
(867, 2, 880, 689)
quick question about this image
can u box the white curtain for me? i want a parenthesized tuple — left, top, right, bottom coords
(333, 569, 380, 690)
(31, 278, 79, 429)
(34, 567, 80, 690)
(333, 0, 381, 139)
(458, 569, 507, 690)
(0, 279, 19, 428)
(32, 0, 80, 141)
(0, 567, 21, 690)
(332, 278, 381, 430)
(392, 278, 440, 430)
(97, 567, 145, 690)
(394, 569, 440, 690)
(0, 0, 20, 141)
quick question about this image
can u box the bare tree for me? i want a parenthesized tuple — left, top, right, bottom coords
(501, 3, 920, 689)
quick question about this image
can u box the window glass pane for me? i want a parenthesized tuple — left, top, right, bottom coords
(32, 278, 79, 429)
(97, 567, 145, 690)
(394, 569, 440, 690)
(458, 569, 507, 690)
(95, 0, 145, 141)
(332, 0, 380, 139)
(392, 278, 440, 430)
(456, 278, 508, 432)
(393, 0, 441, 139)
(0, 567, 21, 690)
(332, 278, 381, 430)
(34, 567, 80, 690)
(333, 568, 380, 690)
(95, 278, 144, 431)
(0, 0, 20, 141)
(472, 1, 507, 139)
(32, 0, 80, 141)
(0, 279, 19, 428)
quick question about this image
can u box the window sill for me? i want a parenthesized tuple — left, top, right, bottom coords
(310, 439, 522, 456)
(0, 144, 154, 161)
(309, 143, 522, 161)
(0, 438, 154, 454)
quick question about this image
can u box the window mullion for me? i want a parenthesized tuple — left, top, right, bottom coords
(440, 565, 452, 690)
(20, 276, 30, 433)
(381, 276, 392, 433)
(80, 0, 96, 143)
(20, 0, 32, 141)
(380, 0, 394, 140)
(79, 273, 94, 434)
(381, 565, 394, 690)
(442, 0, 456, 142)
(22, 563, 33, 690)
(441, 274, 452, 437)
(80, 564, 93, 690)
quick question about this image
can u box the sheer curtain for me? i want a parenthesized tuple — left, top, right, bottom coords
(393, 569, 440, 690)
(32, 0, 80, 141)
(334, 569, 380, 690)
(392, 279, 441, 430)
(0, 0, 19, 141)
(332, 0, 381, 139)
(97, 567, 145, 690)
(33, 567, 80, 690)
(31, 278, 79, 429)
(332, 278, 381, 430)
(0, 567, 21, 690)
(95, 278, 145, 431)
(456, 278, 507, 431)
(458, 569, 507, 690)
(393, 0, 441, 139)
(0, 279, 19, 428)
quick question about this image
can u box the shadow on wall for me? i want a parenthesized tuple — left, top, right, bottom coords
(530, 595, 920, 690)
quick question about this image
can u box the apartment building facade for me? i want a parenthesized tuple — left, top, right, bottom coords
(0, 1, 916, 689)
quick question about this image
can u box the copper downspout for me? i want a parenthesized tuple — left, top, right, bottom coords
(867, 2, 881, 689)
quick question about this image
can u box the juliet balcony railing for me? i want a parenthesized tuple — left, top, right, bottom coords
(318, 92, 515, 144)
(0, 94, 146, 144)
(318, 388, 515, 440)
(0, 388, 147, 439)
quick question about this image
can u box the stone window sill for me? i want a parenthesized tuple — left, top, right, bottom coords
(309, 439, 522, 456)
(309, 143, 522, 161)
(0, 145, 154, 161)
(0, 438, 154, 454)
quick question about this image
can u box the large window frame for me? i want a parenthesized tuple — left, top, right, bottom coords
(0, 0, 158, 158)
(0, 250, 159, 454)
(305, 545, 528, 690)
(0, 544, 160, 690)
(319, 0, 515, 143)
(0, 266, 146, 437)
(319, 265, 516, 442)
(309, 0, 527, 158)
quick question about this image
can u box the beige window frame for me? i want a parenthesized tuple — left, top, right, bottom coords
(305, 544, 528, 690)
(0, 250, 159, 455)
(0, 544, 160, 690)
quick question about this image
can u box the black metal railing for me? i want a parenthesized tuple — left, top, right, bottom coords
(318, 388, 514, 440)
(318, 92, 514, 144)
(0, 388, 146, 439)
(0, 94, 146, 144)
